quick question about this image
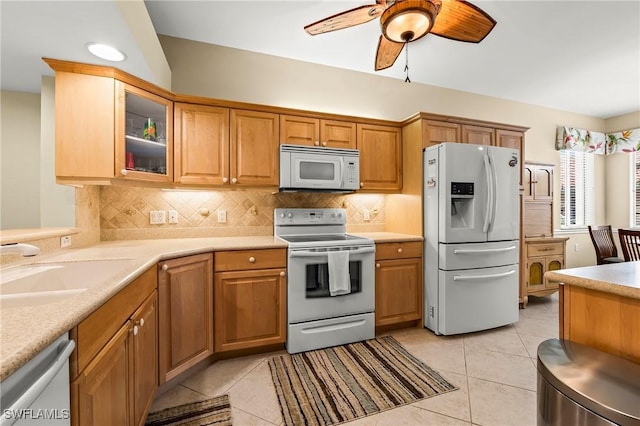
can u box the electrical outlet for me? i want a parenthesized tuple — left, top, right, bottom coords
(575, 243, 579, 252)
(168, 210, 179, 224)
(363, 209, 370, 221)
(150, 210, 166, 224)
(60, 235, 72, 248)
(217, 209, 227, 223)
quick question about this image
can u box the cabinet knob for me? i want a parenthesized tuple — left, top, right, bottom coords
(249, 256, 256, 263)
(376, 263, 380, 268)
(222, 177, 229, 183)
(322, 141, 327, 146)
(280, 271, 285, 277)
(162, 264, 168, 271)
(231, 177, 238, 184)
(133, 325, 139, 336)
(397, 248, 403, 253)
(314, 141, 320, 146)
(360, 182, 364, 188)
(139, 318, 145, 327)
(121, 169, 128, 176)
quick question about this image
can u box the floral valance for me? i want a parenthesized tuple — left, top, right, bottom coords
(555, 126, 606, 154)
(606, 129, 640, 154)
(556, 126, 640, 155)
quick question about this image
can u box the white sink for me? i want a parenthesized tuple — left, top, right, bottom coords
(0, 259, 136, 308)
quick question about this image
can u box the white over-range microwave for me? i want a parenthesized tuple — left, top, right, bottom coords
(279, 144, 360, 193)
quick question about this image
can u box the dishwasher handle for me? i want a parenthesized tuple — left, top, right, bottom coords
(1, 340, 75, 426)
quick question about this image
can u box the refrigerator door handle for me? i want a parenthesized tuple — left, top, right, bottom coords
(489, 152, 498, 230)
(482, 152, 493, 233)
(453, 269, 516, 281)
(453, 245, 517, 254)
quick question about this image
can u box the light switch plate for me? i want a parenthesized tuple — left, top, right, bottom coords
(168, 210, 178, 224)
(217, 209, 227, 223)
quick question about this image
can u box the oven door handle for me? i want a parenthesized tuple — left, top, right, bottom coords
(289, 247, 375, 258)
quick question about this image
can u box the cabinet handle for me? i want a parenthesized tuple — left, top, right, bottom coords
(360, 182, 364, 188)
(314, 141, 320, 146)
(133, 325, 139, 336)
(231, 177, 238, 184)
(397, 248, 403, 253)
(376, 263, 380, 268)
(280, 271, 285, 276)
(322, 141, 327, 146)
(121, 169, 128, 176)
(222, 177, 229, 183)
(162, 264, 168, 271)
(136, 318, 145, 327)
(249, 256, 256, 263)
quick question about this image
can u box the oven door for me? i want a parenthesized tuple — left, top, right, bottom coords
(287, 245, 375, 323)
(289, 152, 344, 190)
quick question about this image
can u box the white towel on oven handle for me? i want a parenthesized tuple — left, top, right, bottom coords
(328, 250, 351, 296)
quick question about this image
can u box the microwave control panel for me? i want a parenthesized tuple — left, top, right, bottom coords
(345, 160, 358, 185)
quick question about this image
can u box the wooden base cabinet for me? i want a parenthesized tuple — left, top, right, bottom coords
(375, 241, 423, 328)
(71, 269, 157, 426)
(158, 253, 213, 384)
(525, 238, 568, 298)
(214, 249, 286, 352)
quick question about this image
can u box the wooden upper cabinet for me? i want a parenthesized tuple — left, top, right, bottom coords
(497, 129, 525, 185)
(357, 123, 402, 192)
(230, 110, 280, 186)
(280, 115, 356, 149)
(174, 103, 230, 185)
(462, 124, 495, 146)
(524, 162, 553, 201)
(422, 120, 461, 148)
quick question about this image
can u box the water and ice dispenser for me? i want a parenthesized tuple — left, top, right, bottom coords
(450, 182, 474, 229)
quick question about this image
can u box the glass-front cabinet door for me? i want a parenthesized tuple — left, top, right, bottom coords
(115, 82, 173, 183)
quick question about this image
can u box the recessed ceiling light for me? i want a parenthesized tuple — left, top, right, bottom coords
(86, 43, 126, 62)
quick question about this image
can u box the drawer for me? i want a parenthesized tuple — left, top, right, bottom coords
(214, 248, 286, 272)
(376, 241, 422, 260)
(527, 242, 564, 257)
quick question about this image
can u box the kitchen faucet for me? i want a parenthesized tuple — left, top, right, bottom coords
(0, 243, 41, 257)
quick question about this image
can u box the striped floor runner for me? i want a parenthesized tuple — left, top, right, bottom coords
(268, 336, 457, 426)
(145, 394, 232, 426)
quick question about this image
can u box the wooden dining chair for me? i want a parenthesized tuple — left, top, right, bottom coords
(588, 225, 624, 264)
(618, 228, 640, 261)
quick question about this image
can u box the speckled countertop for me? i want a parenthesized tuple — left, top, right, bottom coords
(0, 232, 421, 381)
(545, 261, 640, 300)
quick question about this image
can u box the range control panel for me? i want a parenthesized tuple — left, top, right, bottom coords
(274, 208, 346, 226)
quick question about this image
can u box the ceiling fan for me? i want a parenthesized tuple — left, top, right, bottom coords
(304, 0, 496, 72)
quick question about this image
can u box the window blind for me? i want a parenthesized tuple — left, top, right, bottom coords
(560, 150, 594, 228)
(635, 152, 640, 226)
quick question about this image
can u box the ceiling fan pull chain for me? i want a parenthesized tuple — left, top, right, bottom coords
(404, 42, 410, 83)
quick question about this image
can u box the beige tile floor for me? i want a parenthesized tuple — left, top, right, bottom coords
(150, 294, 558, 426)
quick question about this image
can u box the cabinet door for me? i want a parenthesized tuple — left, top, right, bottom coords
(320, 120, 357, 149)
(72, 323, 132, 426)
(526, 259, 545, 292)
(158, 253, 213, 384)
(524, 165, 535, 200)
(422, 120, 461, 148)
(214, 268, 286, 352)
(533, 165, 553, 200)
(462, 124, 495, 146)
(280, 115, 319, 146)
(54, 72, 116, 180)
(497, 129, 524, 185)
(230, 110, 279, 186)
(357, 123, 402, 192)
(375, 258, 422, 326)
(132, 292, 158, 426)
(174, 103, 230, 185)
(544, 256, 564, 290)
(115, 82, 173, 183)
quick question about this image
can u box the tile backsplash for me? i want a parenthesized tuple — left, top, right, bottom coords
(100, 187, 385, 240)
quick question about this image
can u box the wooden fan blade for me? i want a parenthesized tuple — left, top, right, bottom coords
(304, 4, 385, 35)
(375, 35, 404, 71)
(431, 0, 496, 43)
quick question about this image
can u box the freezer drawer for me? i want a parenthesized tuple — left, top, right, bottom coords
(439, 241, 519, 270)
(437, 265, 519, 335)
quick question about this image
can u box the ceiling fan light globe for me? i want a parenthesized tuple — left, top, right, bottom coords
(381, 0, 437, 43)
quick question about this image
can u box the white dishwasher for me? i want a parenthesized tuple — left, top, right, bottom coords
(1, 333, 75, 426)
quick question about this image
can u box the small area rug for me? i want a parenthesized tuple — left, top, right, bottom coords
(145, 394, 232, 426)
(268, 336, 457, 426)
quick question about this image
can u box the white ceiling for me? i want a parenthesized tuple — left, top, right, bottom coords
(2, 1, 639, 119)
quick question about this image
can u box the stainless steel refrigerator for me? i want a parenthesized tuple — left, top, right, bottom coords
(424, 143, 520, 335)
